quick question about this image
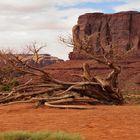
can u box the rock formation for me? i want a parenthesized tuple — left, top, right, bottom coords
(0, 54, 63, 68)
(23, 54, 63, 67)
(69, 11, 140, 59)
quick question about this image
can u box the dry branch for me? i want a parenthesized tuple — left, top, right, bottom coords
(44, 102, 95, 109)
(0, 37, 126, 108)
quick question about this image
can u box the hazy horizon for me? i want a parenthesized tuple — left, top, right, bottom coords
(0, 0, 139, 60)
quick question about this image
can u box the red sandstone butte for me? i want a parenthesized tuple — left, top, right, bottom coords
(69, 11, 140, 59)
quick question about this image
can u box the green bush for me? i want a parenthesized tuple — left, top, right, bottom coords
(0, 78, 19, 91)
(0, 84, 11, 91)
(0, 131, 85, 140)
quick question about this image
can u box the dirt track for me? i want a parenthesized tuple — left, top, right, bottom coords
(0, 104, 140, 140)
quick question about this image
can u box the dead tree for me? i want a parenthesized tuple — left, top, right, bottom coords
(26, 41, 47, 63)
(0, 36, 135, 108)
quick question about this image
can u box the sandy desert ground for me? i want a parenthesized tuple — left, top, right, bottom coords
(0, 103, 140, 140)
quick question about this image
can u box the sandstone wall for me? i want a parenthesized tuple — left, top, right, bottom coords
(69, 11, 140, 59)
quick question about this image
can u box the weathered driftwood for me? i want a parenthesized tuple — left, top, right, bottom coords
(0, 51, 124, 109)
(0, 36, 128, 109)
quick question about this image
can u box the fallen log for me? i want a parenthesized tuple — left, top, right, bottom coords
(0, 49, 125, 108)
(44, 102, 95, 109)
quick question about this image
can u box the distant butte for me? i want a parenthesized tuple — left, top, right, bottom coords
(0, 54, 63, 68)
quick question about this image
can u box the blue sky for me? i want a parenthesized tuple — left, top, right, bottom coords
(58, 1, 126, 13)
(0, 0, 139, 60)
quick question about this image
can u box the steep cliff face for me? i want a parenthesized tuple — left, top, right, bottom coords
(69, 11, 140, 59)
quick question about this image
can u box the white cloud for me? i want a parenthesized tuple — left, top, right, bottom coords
(0, 0, 104, 59)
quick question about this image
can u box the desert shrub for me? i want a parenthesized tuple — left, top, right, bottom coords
(0, 64, 20, 91)
(0, 131, 84, 140)
(0, 78, 19, 91)
(0, 84, 11, 91)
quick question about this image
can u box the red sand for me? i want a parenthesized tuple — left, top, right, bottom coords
(0, 104, 140, 140)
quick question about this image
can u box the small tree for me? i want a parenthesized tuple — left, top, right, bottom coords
(26, 41, 47, 63)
